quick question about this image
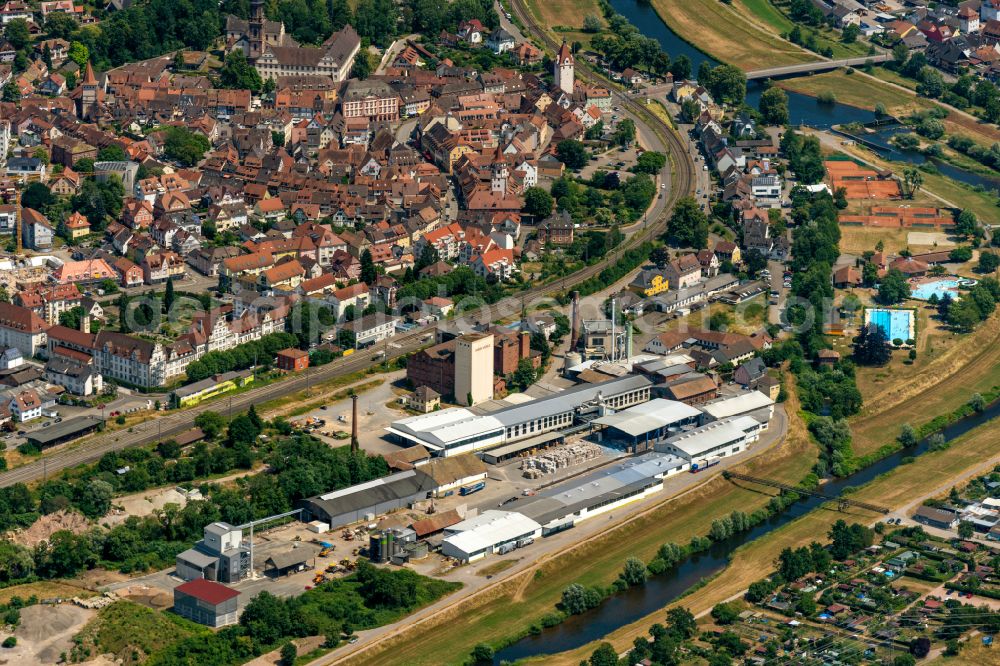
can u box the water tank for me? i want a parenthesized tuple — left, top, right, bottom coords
(369, 531, 390, 563)
(564, 352, 583, 376)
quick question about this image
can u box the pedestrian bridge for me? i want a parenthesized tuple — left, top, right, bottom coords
(746, 54, 892, 81)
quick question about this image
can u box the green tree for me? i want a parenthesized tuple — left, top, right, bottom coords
(4, 19, 30, 51)
(194, 411, 225, 439)
(902, 167, 924, 199)
(1, 81, 19, 103)
(522, 187, 554, 218)
(471, 643, 494, 664)
(898, 423, 918, 447)
(360, 249, 377, 285)
(280, 642, 296, 666)
(620, 556, 647, 586)
(76, 479, 113, 518)
(876, 268, 910, 304)
(853, 323, 890, 366)
(162, 126, 211, 166)
(701, 63, 746, 105)
(556, 140, 588, 169)
(958, 521, 975, 539)
(589, 643, 620, 666)
(665, 196, 708, 249)
(67, 41, 89, 68)
(218, 50, 262, 91)
(979, 251, 1000, 273)
(351, 48, 373, 80)
(711, 602, 740, 625)
(633, 151, 666, 175)
(164, 277, 176, 313)
(582, 14, 602, 32)
(612, 118, 636, 147)
(97, 145, 128, 162)
(758, 86, 789, 125)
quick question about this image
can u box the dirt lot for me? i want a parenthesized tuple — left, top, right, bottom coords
(12, 511, 89, 549)
(3, 604, 95, 665)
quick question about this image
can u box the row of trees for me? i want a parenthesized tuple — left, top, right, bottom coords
(0, 425, 390, 582)
(183, 332, 299, 384)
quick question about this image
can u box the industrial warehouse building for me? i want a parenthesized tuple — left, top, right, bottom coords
(299, 468, 437, 529)
(591, 398, 702, 451)
(387, 375, 653, 456)
(516, 451, 688, 533)
(655, 415, 763, 464)
(701, 391, 774, 424)
(172, 578, 240, 627)
(441, 510, 542, 562)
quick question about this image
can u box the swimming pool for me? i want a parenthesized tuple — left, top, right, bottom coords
(910, 279, 961, 301)
(865, 308, 914, 344)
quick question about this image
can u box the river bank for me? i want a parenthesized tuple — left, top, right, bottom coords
(532, 401, 1000, 665)
(494, 390, 1000, 663)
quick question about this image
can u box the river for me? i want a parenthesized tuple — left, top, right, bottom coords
(606, 0, 1000, 190)
(494, 398, 1000, 664)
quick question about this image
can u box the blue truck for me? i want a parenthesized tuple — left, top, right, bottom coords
(459, 481, 486, 496)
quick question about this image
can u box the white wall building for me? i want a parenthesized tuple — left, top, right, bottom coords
(455, 332, 494, 406)
(441, 510, 542, 562)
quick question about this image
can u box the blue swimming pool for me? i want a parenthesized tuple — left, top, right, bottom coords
(911, 279, 960, 301)
(866, 308, 914, 343)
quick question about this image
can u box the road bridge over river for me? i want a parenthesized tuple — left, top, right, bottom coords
(746, 54, 892, 80)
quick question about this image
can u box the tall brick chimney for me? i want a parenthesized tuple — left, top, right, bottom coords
(350, 394, 359, 453)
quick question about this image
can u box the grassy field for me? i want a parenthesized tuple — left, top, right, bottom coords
(544, 412, 1000, 665)
(0, 581, 97, 604)
(847, 309, 1000, 457)
(648, 0, 808, 70)
(341, 385, 817, 666)
(525, 0, 603, 47)
(780, 70, 930, 115)
(74, 601, 205, 664)
(736, 0, 869, 59)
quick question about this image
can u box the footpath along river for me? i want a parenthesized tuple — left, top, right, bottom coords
(494, 399, 1000, 663)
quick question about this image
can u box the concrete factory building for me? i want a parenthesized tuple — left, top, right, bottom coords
(591, 398, 703, 451)
(387, 375, 653, 457)
(175, 522, 250, 583)
(299, 468, 437, 529)
(656, 415, 763, 463)
(441, 510, 542, 562)
(455, 332, 494, 406)
(516, 451, 688, 534)
(172, 578, 240, 628)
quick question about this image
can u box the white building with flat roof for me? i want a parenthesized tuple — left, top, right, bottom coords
(591, 398, 703, 451)
(701, 391, 774, 424)
(656, 415, 762, 463)
(441, 510, 542, 562)
(387, 375, 653, 457)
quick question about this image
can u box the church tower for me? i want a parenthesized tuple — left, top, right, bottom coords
(248, 0, 266, 62)
(79, 61, 99, 121)
(490, 144, 508, 194)
(554, 41, 574, 95)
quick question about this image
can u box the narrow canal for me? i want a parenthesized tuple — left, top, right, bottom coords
(495, 398, 1000, 663)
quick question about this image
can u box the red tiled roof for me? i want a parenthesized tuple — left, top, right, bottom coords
(174, 578, 239, 605)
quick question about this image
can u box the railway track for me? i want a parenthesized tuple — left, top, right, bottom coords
(0, 13, 696, 489)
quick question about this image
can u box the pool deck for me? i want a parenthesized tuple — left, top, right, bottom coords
(865, 307, 916, 346)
